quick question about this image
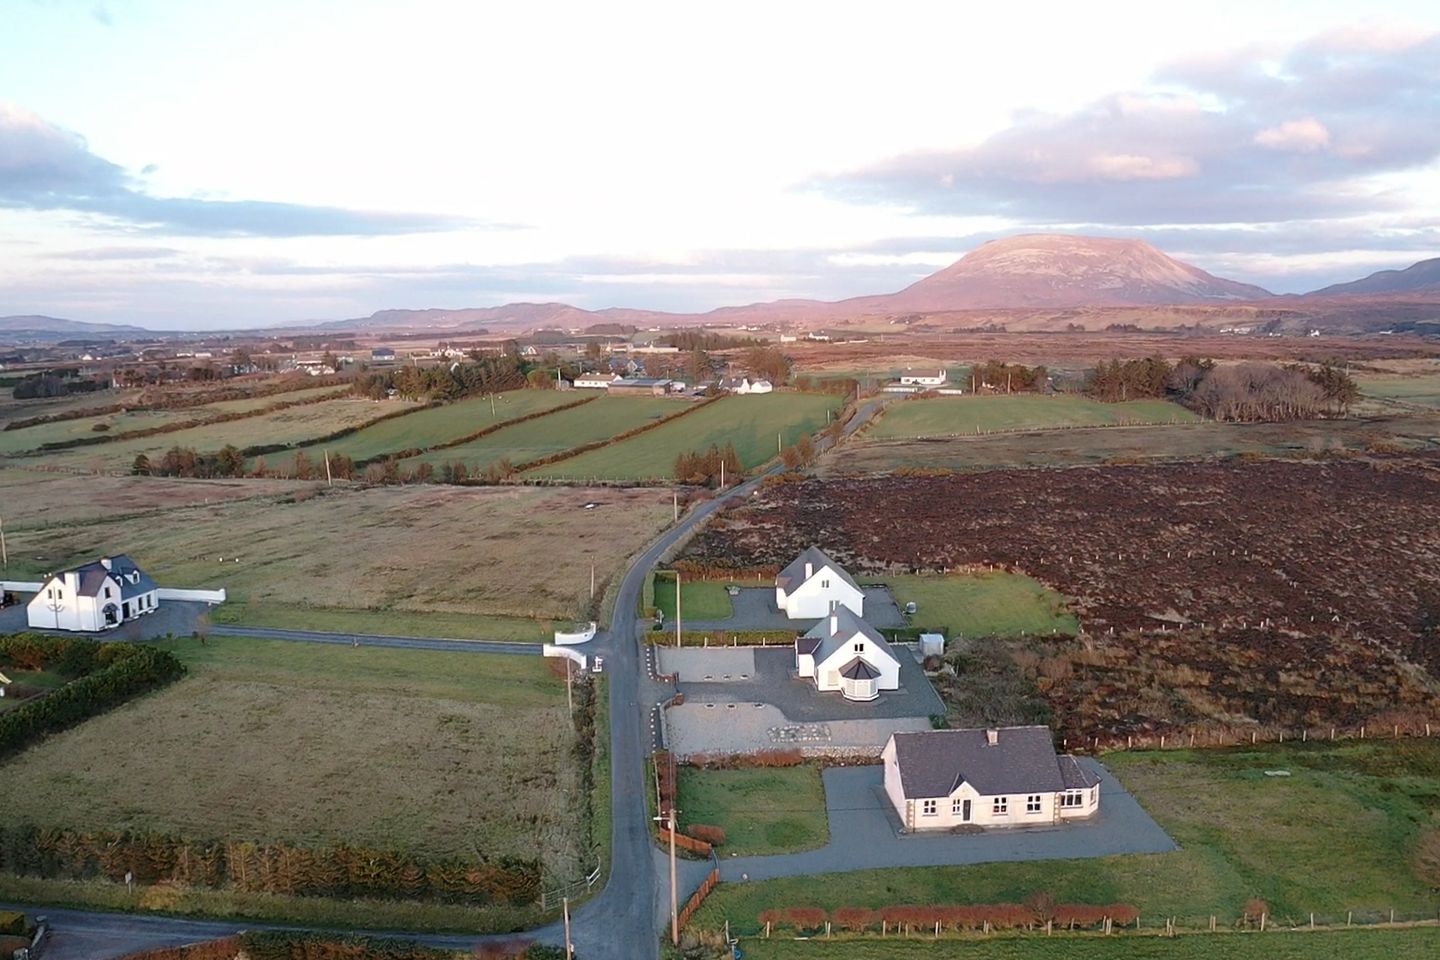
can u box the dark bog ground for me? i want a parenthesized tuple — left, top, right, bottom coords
(684, 455, 1440, 739)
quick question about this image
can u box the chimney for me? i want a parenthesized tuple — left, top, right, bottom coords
(805, 561, 813, 579)
(986, 729, 999, 747)
(830, 613, 838, 636)
(99, 557, 112, 570)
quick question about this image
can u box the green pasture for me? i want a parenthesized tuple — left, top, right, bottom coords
(867, 395, 1197, 439)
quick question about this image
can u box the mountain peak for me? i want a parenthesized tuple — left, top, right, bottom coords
(1306, 257, 1440, 298)
(884, 234, 1273, 310)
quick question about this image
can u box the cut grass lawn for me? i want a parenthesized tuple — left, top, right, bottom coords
(880, 571, 1078, 638)
(0, 636, 587, 877)
(407, 395, 685, 470)
(654, 572, 735, 621)
(693, 740, 1440, 937)
(0, 483, 673, 625)
(289, 389, 581, 464)
(822, 413, 1440, 476)
(210, 600, 555, 641)
(29, 397, 421, 471)
(867, 395, 1198, 440)
(524, 393, 843, 481)
(677, 765, 829, 856)
(730, 927, 1440, 960)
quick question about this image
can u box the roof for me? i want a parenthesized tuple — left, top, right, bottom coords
(839, 657, 880, 680)
(608, 378, 671, 388)
(888, 726, 1076, 799)
(803, 606, 899, 669)
(53, 554, 155, 599)
(1058, 754, 1101, 790)
(794, 635, 822, 656)
(776, 545, 862, 593)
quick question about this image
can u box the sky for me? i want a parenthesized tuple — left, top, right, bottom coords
(2, 0, 1439, 330)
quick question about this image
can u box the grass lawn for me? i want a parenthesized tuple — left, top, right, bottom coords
(0, 636, 588, 878)
(693, 740, 1440, 936)
(1358, 374, 1440, 409)
(524, 393, 842, 481)
(407, 395, 684, 470)
(209, 601, 556, 641)
(289, 389, 581, 464)
(28, 396, 422, 471)
(677, 765, 829, 856)
(867, 395, 1197, 440)
(730, 927, 1440, 960)
(0, 483, 673, 625)
(654, 572, 735, 621)
(881, 571, 1078, 638)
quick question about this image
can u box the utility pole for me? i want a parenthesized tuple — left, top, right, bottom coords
(490, 393, 496, 417)
(323, 449, 333, 487)
(0, 514, 7, 567)
(653, 806, 681, 946)
(590, 562, 595, 599)
(563, 896, 573, 959)
(777, 431, 782, 455)
(672, 492, 678, 522)
(566, 656, 573, 712)
(675, 572, 682, 648)
(720, 459, 725, 487)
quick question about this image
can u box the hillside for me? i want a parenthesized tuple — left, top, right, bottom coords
(0, 315, 151, 337)
(1305, 257, 1440, 297)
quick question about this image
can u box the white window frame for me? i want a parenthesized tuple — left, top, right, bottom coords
(922, 799, 937, 816)
(951, 798, 964, 816)
(993, 796, 1008, 816)
(1026, 794, 1043, 814)
(1060, 790, 1085, 808)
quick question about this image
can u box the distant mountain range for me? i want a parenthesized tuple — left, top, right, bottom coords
(6, 237, 1440, 338)
(0, 315, 153, 340)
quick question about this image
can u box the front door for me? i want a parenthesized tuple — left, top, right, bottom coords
(962, 799, 972, 822)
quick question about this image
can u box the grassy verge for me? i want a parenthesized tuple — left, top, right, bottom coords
(878, 571, 1078, 639)
(867, 395, 1198, 439)
(655, 572, 735, 621)
(677, 765, 829, 856)
(729, 926, 1440, 960)
(210, 600, 555, 641)
(692, 740, 1440, 935)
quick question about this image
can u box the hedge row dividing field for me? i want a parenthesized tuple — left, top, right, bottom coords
(524, 392, 843, 481)
(866, 395, 1198, 440)
(407, 395, 686, 470)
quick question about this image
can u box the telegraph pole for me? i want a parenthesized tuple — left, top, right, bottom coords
(590, 562, 595, 599)
(669, 806, 679, 945)
(672, 492, 678, 522)
(323, 449, 333, 486)
(563, 896, 573, 959)
(0, 514, 8, 567)
(565, 656, 573, 712)
(675, 573, 682, 648)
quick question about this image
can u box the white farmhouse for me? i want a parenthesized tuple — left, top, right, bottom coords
(795, 607, 901, 701)
(898, 370, 947, 387)
(882, 727, 1100, 832)
(574, 373, 619, 389)
(774, 546, 865, 620)
(27, 555, 160, 632)
(746, 379, 774, 394)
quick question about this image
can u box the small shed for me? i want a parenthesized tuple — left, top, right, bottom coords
(919, 633, 945, 658)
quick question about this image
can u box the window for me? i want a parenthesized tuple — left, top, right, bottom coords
(854, 642, 865, 652)
(922, 799, 937, 816)
(104, 586, 112, 599)
(993, 796, 1008, 815)
(1061, 791, 1085, 808)
(821, 579, 830, 589)
(1026, 794, 1043, 814)
(952, 798, 964, 815)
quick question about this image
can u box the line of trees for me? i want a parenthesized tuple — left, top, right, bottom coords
(970, 361, 1048, 394)
(1084, 356, 1359, 420)
(352, 355, 532, 402)
(674, 443, 744, 486)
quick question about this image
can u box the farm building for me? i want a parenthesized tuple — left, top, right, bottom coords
(606, 377, 674, 396)
(27, 555, 159, 632)
(370, 347, 396, 361)
(574, 372, 619, 389)
(775, 545, 865, 619)
(898, 370, 948, 387)
(795, 607, 901, 702)
(882, 727, 1100, 832)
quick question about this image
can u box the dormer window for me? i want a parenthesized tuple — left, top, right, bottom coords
(854, 642, 865, 652)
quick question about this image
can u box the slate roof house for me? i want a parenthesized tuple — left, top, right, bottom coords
(774, 546, 865, 620)
(27, 555, 160, 632)
(882, 727, 1100, 831)
(795, 606, 901, 701)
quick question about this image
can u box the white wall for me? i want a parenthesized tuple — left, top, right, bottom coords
(813, 633, 900, 692)
(779, 567, 865, 619)
(156, 587, 226, 604)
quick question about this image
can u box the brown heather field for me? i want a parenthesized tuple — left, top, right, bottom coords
(684, 455, 1440, 739)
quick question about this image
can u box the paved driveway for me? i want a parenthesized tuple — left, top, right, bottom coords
(667, 701, 930, 757)
(716, 761, 1176, 882)
(0, 597, 210, 639)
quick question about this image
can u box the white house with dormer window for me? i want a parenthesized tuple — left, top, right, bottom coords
(774, 546, 865, 620)
(898, 370, 948, 387)
(795, 607, 901, 701)
(27, 555, 160, 632)
(882, 726, 1100, 831)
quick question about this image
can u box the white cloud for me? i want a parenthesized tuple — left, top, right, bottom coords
(1254, 118, 1332, 151)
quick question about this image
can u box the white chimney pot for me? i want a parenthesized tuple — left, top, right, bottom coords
(986, 729, 999, 746)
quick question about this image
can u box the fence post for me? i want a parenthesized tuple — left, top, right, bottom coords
(1210, 915, 1216, 932)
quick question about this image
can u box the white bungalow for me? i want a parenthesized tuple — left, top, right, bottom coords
(794, 607, 901, 702)
(898, 370, 948, 387)
(27, 555, 160, 632)
(574, 373, 619, 389)
(882, 727, 1100, 832)
(746, 379, 774, 394)
(774, 546, 865, 620)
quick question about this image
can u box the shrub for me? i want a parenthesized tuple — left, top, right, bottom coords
(781, 907, 827, 933)
(687, 824, 726, 847)
(832, 906, 877, 932)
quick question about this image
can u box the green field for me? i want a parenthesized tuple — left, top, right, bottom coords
(731, 928, 1440, 960)
(290, 389, 582, 464)
(881, 571, 1079, 638)
(677, 765, 829, 856)
(693, 740, 1440, 937)
(655, 572, 736, 621)
(0, 385, 348, 456)
(28, 396, 421, 470)
(408, 395, 685, 470)
(868, 395, 1197, 440)
(525, 393, 843, 481)
(1358, 374, 1440, 409)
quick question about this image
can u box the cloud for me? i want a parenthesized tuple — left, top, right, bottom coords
(811, 31, 1440, 226)
(40, 245, 181, 261)
(0, 103, 501, 237)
